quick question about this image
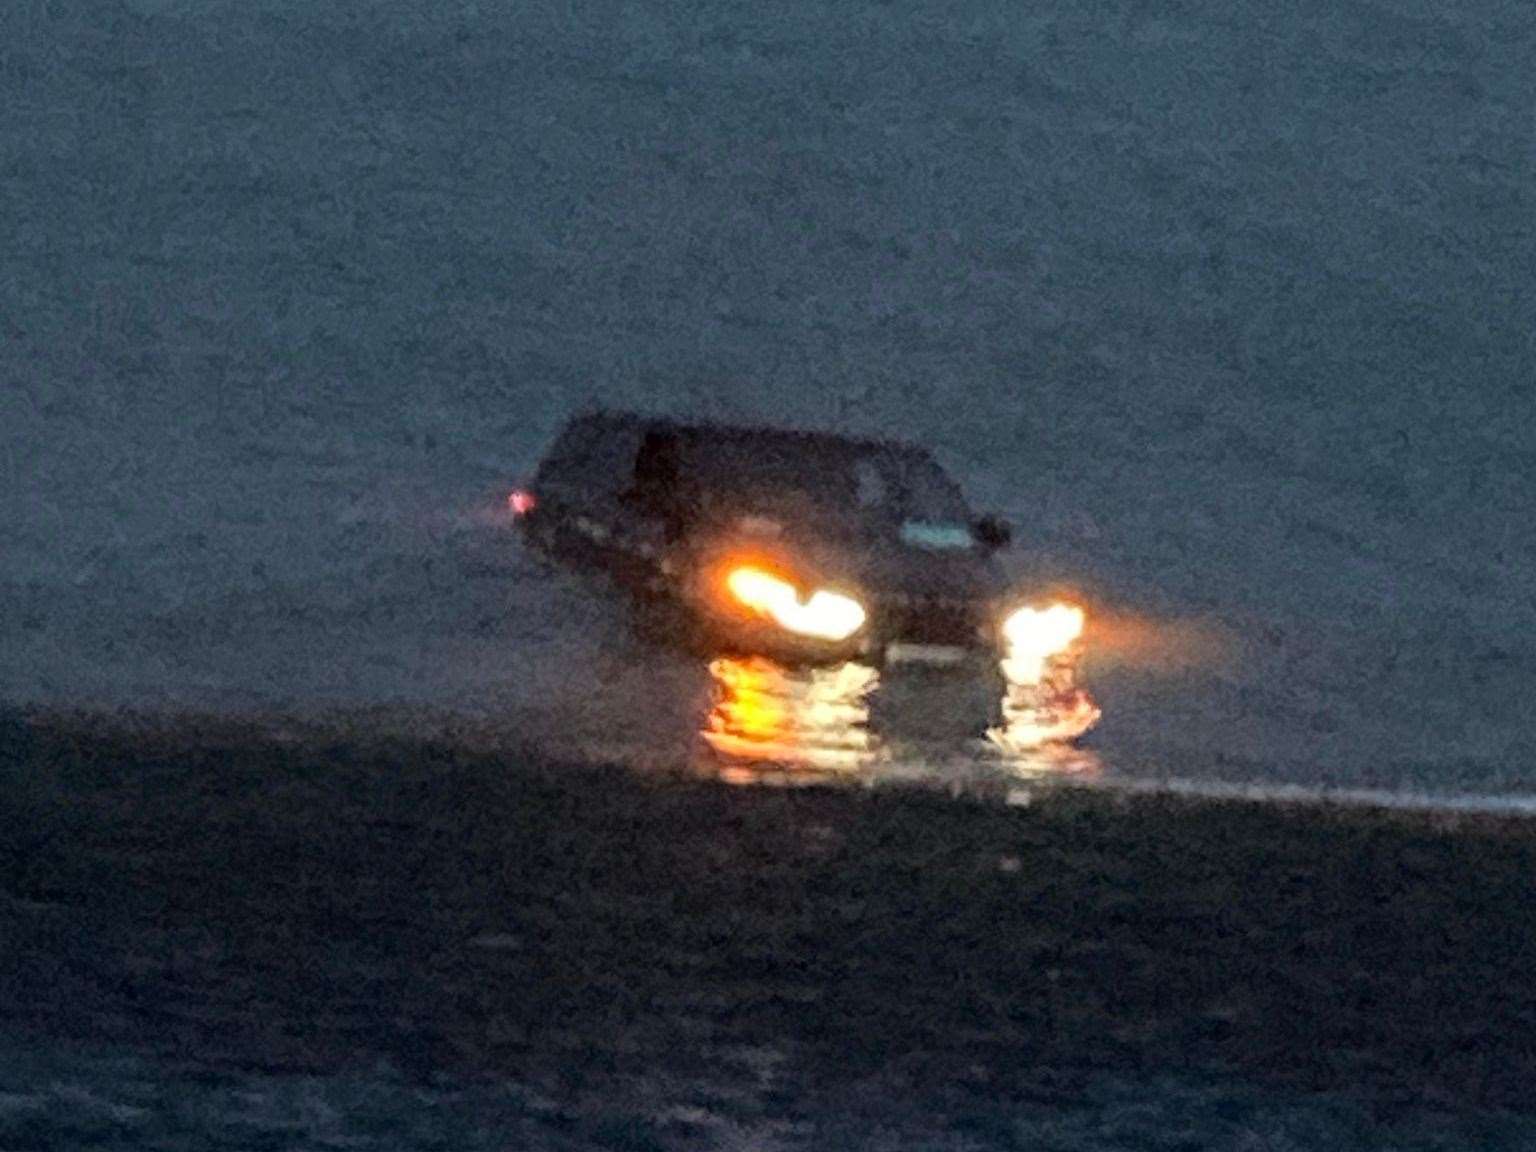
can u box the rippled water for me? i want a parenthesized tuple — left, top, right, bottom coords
(4, 0, 1533, 803)
(699, 646, 1100, 784)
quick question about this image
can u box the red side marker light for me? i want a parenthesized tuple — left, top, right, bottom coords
(509, 489, 537, 516)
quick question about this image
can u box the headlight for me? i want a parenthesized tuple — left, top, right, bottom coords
(724, 566, 867, 642)
(1001, 603, 1085, 677)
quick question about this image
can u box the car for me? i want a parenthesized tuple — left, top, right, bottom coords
(511, 409, 1083, 671)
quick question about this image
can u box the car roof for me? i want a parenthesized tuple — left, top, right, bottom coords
(547, 408, 974, 520)
(565, 408, 937, 462)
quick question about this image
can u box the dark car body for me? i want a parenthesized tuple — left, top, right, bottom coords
(515, 410, 1018, 665)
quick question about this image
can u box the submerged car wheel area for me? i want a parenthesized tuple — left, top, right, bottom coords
(511, 409, 1098, 766)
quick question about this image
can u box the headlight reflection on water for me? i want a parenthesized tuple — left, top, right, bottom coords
(702, 657, 879, 776)
(700, 611, 1101, 785)
(986, 660, 1102, 763)
(989, 601, 1100, 760)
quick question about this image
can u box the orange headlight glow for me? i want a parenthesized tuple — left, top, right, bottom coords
(1000, 602, 1086, 683)
(724, 566, 867, 643)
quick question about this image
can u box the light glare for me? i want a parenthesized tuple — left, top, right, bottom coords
(1001, 602, 1086, 682)
(725, 566, 867, 642)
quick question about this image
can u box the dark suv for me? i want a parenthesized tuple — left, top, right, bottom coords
(513, 410, 1073, 668)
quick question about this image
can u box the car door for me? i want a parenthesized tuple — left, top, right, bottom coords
(539, 416, 664, 585)
(601, 424, 676, 590)
(528, 415, 608, 560)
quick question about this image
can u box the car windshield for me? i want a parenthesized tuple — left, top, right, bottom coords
(678, 431, 972, 526)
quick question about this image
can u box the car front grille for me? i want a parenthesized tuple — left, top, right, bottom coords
(878, 595, 985, 645)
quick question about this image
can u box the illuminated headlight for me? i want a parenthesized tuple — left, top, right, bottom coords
(1001, 602, 1085, 668)
(725, 566, 867, 643)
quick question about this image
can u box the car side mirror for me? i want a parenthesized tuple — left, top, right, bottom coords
(974, 514, 1012, 550)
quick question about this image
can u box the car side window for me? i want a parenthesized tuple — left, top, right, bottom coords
(538, 417, 644, 501)
(536, 418, 601, 486)
(626, 427, 703, 543)
(588, 425, 646, 501)
(632, 429, 681, 495)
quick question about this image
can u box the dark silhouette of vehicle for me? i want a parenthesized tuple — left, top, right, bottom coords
(513, 410, 1043, 666)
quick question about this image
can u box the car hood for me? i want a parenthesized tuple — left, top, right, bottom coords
(843, 536, 1005, 604)
(709, 518, 1007, 605)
